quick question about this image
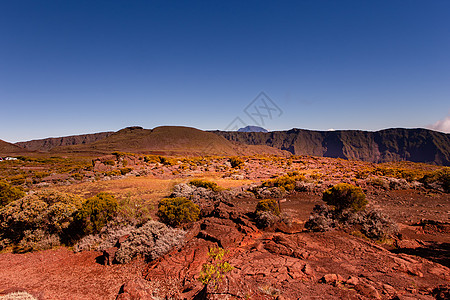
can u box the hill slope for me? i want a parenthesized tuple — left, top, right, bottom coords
(214, 128, 450, 165)
(52, 126, 288, 156)
(0, 139, 28, 155)
(16, 131, 114, 152)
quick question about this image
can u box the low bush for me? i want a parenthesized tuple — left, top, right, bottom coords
(8, 174, 27, 185)
(368, 177, 389, 190)
(229, 157, 245, 168)
(159, 156, 177, 166)
(0, 180, 25, 207)
(14, 229, 61, 253)
(421, 167, 450, 193)
(322, 183, 367, 212)
(255, 199, 280, 216)
(0, 191, 82, 250)
(144, 155, 161, 163)
(260, 173, 306, 192)
(75, 192, 118, 235)
(115, 220, 185, 264)
(188, 179, 222, 192)
(120, 167, 133, 175)
(103, 160, 115, 166)
(104, 170, 122, 177)
(304, 204, 336, 232)
(71, 173, 84, 181)
(157, 197, 200, 227)
(305, 204, 398, 241)
(198, 247, 234, 287)
(73, 223, 136, 252)
(143, 155, 177, 166)
(357, 209, 398, 240)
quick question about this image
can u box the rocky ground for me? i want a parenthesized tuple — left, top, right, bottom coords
(0, 156, 449, 299)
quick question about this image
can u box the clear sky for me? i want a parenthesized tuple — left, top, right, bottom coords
(1, 0, 449, 142)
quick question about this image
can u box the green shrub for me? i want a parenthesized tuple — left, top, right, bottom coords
(255, 199, 280, 216)
(0, 180, 25, 207)
(261, 173, 305, 192)
(369, 177, 388, 189)
(323, 183, 367, 212)
(71, 173, 84, 181)
(0, 191, 82, 248)
(8, 174, 27, 185)
(188, 179, 222, 192)
(198, 247, 234, 287)
(120, 167, 133, 175)
(144, 155, 160, 163)
(14, 229, 61, 253)
(144, 155, 177, 166)
(103, 160, 115, 166)
(104, 170, 121, 176)
(305, 204, 397, 241)
(159, 156, 177, 166)
(229, 157, 245, 168)
(76, 192, 118, 234)
(157, 197, 200, 227)
(421, 167, 450, 193)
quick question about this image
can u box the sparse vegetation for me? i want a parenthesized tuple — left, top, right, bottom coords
(306, 184, 397, 240)
(229, 156, 244, 168)
(260, 173, 306, 192)
(255, 199, 280, 216)
(75, 192, 118, 235)
(198, 247, 234, 287)
(188, 179, 222, 192)
(157, 197, 200, 227)
(0, 191, 82, 251)
(103, 160, 115, 166)
(304, 204, 336, 232)
(421, 167, 450, 193)
(0, 180, 25, 207)
(119, 167, 133, 175)
(322, 183, 367, 212)
(115, 220, 186, 264)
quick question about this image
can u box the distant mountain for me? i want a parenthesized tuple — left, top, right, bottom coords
(213, 128, 450, 166)
(0, 139, 28, 155)
(16, 131, 114, 152)
(12, 126, 450, 165)
(50, 126, 288, 156)
(238, 126, 268, 133)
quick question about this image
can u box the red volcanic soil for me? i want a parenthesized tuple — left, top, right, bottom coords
(0, 182, 448, 299)
(0, 248, 145, 299)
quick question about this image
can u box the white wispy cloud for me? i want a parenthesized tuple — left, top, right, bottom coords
(428, 116, 450, 133)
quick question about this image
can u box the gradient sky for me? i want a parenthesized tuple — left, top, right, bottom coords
(1, 0, 450, 142)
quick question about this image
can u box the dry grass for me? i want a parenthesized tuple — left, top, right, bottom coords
(52, 176, 180, 203)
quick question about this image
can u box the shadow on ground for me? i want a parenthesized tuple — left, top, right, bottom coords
(391, 242, 450, 267)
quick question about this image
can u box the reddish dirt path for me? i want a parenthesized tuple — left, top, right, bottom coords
(0, 248, 145, 300)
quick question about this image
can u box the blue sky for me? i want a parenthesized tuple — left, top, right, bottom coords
(1, 0, 449, 142)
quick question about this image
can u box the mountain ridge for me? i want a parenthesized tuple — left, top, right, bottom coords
(0, 139, 28, 155)
(15, 131, 114, 152)
(213, 127, 450, 166)
(47, 126, 289, 157)
(11, 126, 450, 165)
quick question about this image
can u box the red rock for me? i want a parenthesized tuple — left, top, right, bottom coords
(302, 263, 314, 276)
(116, 279, 154, 300)
(345, 276, 359, 286)
(320, 274, 338, 284)
(103, 247, 118, 266)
